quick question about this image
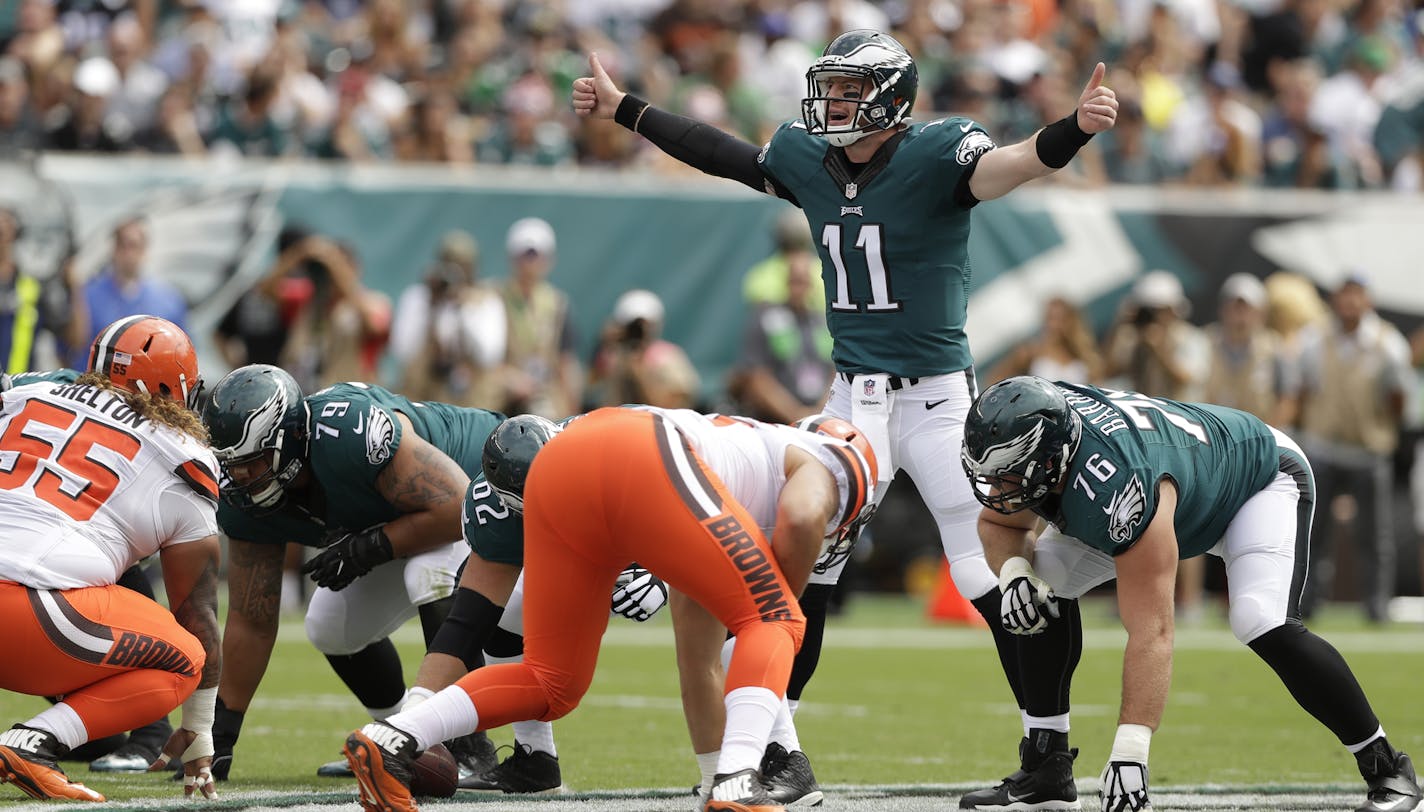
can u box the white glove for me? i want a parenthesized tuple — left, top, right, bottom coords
(611, 565, 668, 622)
(1100, 724, 1152, 812)
(998, 556, 1059, 635)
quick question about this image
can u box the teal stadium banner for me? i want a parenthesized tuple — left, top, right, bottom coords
(7, 156, 1423, 398)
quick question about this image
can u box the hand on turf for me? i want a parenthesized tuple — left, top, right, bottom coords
(611, 565, 668, 622)
(1099, 760, 1151, 812)
(998, 556, 1059, 635)
(150, 730, 219, 799)
(303, 526, 394, 591)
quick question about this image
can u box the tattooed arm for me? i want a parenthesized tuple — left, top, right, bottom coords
(160, 535, 223, 689)
(373, 412, 471, 557)
(218, 538, 284, 711)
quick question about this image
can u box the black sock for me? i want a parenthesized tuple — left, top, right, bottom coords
(325, 638, 406, 711)
(972, 590, 1026, 709)
(1019, 598, 1081, 717)
(1248, 621, 1380, 745)
(788, 583, 834, 700)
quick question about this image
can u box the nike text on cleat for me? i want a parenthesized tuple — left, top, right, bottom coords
(761, 742, 823, 807)
(704, 767, 784, 811)
(0, 724, 105, 802)
(343, 723, 418, 812)
(460, 743, 564, 793)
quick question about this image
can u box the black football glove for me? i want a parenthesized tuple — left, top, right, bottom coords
(301, 526, 394, 591)
(210, 696, 242, 781)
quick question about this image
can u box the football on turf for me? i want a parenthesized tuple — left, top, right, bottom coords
(409, 743, 458, 798)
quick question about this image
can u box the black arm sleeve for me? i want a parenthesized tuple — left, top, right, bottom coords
(427, 586, 505, 670)
(615, 94, 769, 193)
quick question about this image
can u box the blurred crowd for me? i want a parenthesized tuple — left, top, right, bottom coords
(0, 0, 1419, 188)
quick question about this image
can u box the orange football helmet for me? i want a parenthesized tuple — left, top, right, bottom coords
(88, 315, 202, 409)
(792, 414, 879, 485)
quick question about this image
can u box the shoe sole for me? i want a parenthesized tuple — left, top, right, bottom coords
(459, 781, 569, 794)
(703, 803, 786, 811)
(0, 746, 105, 801)
(343, 732, 416, 812)
(960, 802, 1082, 811)
(88, 761, 151, 774)
(782, 789, 824, 806)
(317, 759, 356, 778)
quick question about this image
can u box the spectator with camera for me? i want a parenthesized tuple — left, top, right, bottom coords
(588, 288, 700, 410)
(390, 230, 505, 409)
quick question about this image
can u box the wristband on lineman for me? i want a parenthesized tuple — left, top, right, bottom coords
(1035, 111, 1094, 169)
(614, 94, 651, 133)
(1109, 723, 1153, 763)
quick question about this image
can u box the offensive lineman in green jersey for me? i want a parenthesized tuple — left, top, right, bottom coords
(199, 364, 503, 781)
(962, 376, 1422, 812)
(573, 28, 1118, 806)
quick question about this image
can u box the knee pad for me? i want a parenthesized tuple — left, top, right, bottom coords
(305, 612, 361, 656)
(948, 555, 997, 602)
(1229, 594, 1284, 644)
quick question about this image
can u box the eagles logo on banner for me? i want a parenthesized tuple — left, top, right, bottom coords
(1106, 474, 1147, 544)
(364, 406, 395, 465)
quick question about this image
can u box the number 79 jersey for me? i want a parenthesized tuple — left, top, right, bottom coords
(1045, 382, 1280, 558)
(758, 117, 994, 377)
(0, 381, 219, 588)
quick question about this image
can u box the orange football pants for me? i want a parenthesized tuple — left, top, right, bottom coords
(0, 580, 203, 741)
(458, 407, 805, 727)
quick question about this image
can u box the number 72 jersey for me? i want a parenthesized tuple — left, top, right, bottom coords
(1045, 382, 1280, 558)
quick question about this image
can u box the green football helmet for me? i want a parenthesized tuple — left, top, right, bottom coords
(801, 29, 919, 147)
(481, 414, 562, 515)
(201, 364, 309, 514)
(961, 376, 1081, 514)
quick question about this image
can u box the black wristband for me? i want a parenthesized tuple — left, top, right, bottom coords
(614, 94, 650, 132)
(1035, 111, 1095, 169)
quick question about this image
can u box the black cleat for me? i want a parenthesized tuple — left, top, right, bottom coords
(447, 731, 498, 782)
(960, 729, 1081, 811)
(761, 742, 823, 807)
(88, 739, 161, 773)
(460, 742, 565, 793)
(1356, 739, 1424, 812)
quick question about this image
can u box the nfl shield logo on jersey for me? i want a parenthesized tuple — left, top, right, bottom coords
(862, 379, 876, 397)
(844, 182, 858, 200)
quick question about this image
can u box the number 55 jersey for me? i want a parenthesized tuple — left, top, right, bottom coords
(0, 379, 219, 589)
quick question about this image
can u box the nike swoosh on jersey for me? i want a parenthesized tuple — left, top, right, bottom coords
(960, 122, 973, 132)
(353, 412, 364, 434)
(925, 399, 949, 410)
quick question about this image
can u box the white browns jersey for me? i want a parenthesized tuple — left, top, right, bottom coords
(0, 382, 219, 589)
(639, 407, 874, 540)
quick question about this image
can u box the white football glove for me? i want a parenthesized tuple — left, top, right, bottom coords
(611, 565, 667, 622)
(1100, 760, 1151, 812)
(998, 556, 1059, 635)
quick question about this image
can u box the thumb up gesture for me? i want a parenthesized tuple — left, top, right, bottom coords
(572, 52, 626, 119)
(1076, 62, 1118, 134)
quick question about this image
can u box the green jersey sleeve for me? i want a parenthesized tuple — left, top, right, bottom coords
(462, 475, 525, 566)
(306, 384, 404, 490)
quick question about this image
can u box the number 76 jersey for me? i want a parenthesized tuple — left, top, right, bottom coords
(1043, 382, 1280, 558)
(0, 381, 219, 589)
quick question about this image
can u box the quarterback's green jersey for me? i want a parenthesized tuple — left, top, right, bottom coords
(758, 117, 994, 377)
(1041, 383, 1280, 558)
(219, 383, 505, 547)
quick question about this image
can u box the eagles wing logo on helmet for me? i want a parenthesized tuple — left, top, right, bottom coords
(364, 407, 395, 465)
(1106, 475, 1147, 543)
(970, 420, 1047, 479)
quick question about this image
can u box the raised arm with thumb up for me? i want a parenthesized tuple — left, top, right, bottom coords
(571, 52, 626, 119)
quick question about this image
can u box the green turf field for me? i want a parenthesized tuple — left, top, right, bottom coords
(2, 594, 1421, 808)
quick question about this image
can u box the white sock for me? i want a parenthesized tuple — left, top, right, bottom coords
(1025, 713, 1070, 734)
(513, 721, 557, 757)
(367, 699, 404, 721)
(1348, 727, 1387, 754)
(696, 750, 720, 792)
(787, 698, 799, 717)
(401, 687, 435, 710)
(716, 686, 780, 777)
(769, 697, 801, 752)
(26, 703, 87, 751)
(384, 686, 479, 752)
